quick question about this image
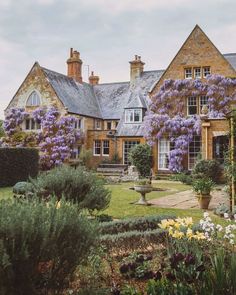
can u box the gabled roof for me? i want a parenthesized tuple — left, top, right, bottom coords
(223, 53, 236, 70)
(42, 67, 102, 118)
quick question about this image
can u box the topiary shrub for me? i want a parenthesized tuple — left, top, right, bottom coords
(30, 165, 111, 213)
(128, 144, 152, 178)
(191, 159, 222, 183)
(0, 198, 98, 295)
(0, 147, 39, 187)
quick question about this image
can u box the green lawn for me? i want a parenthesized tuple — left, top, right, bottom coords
(103, 181, 229, 225)
(0, 181, 227, 225)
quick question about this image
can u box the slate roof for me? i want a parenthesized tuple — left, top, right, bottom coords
(93, 82, 130, 120)
(42, 67, 102, 118)
(223, 53, 236, 71)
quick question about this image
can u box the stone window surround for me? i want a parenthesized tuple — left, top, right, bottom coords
(187, 95, 208, 116)
(184, 66, 211, 79)
(125, 109, 142, 123)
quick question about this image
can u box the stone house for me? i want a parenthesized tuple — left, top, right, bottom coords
(5, 25, 236, 173)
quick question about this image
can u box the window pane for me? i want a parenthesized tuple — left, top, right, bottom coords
(188, 97, 197, 115)
(123, 141, 140, 164)
(103, 140, 110, 155)
(158, 138, 170, 169)
(188, 135, 201, 170)
(134, 110, 141, 122)
(94, 140, 101, 155)
(203, 67, 211, 77)
(194, 68, 201, 78)
(26, 91, 41, 106)
(185, 68, 192, 79)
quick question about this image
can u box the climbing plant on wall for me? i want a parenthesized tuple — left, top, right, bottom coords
(143, 75, 236, 172)
(2, 107, 83, 170)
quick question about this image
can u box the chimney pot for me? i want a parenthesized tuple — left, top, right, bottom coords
(89, 71, 99, 85)
(129, 55, 145, 86)
(67, 48, 83, 83)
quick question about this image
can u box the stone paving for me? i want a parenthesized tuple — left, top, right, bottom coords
(149, 187, 229, 210)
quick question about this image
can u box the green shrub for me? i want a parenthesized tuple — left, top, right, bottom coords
(192, 159, 222, 183)
(0, 147, 39, 187)
(100, 215, 175, 235)
(12, 181, 34, 195)
(0, 198, 97, 295)
(79, 148, 93, 169)
(100, 228, 166, 251)
(128, 144, 152, 178)
(30, 165, 111, 213)
(192, 178, 215, 195)
(170, 173, 193, 185)
(96, 214, 113, 222)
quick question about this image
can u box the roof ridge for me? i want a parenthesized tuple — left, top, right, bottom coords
(97, 81, 130, 86)
(223, 53, 236, 56)
(142, 69, 165, 73)
(42, 67, 71, 79)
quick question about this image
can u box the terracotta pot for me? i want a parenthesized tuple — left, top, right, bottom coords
(197, 194, 212, 209)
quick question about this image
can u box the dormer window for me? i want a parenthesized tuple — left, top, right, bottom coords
(125, 109, 142, 123)
(26, 91, 41, 106)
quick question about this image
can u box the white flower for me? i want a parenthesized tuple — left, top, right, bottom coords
(203, 212, 209, 218)
(224, 213, 229, 219)
(234, 214, 236, 220)
(229, 239, 235, 245)
(216, 224, 223, 232)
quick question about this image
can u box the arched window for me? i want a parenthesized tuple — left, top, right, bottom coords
(26, 91, 41, 106)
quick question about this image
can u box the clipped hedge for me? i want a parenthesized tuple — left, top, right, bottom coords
(100, 228, 166, 251)
(0, 148, 39, 187)
(99, 215, 176, 235)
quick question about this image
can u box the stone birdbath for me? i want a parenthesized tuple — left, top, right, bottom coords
(134, 180, 153, 205)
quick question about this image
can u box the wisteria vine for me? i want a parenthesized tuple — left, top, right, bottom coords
(3, 107, 83, 170)
(143, 75, 236, 171)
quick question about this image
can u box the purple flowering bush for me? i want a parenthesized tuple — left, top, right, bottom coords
(3, 107, 83, 170)
(143, 75, 236, 171)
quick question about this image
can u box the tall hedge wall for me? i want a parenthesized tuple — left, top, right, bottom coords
(0, 148, 39, 187)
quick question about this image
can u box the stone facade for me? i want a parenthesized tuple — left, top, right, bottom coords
(5, 25, 236, 173)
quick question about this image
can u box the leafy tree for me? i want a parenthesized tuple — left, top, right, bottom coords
(0, 120, 4, 138)
(128, 144, 152, 178)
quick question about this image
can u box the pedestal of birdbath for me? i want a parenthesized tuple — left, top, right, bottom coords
(134, 185, 153, 205)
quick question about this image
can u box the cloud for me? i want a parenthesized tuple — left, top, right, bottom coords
(0, 0, 235, 119)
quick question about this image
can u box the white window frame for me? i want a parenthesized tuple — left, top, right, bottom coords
(194, 67, 201, 79)
(158, 138, 171, 170)
(185, 68, 192, 79)
(102, 140, 110, 156)
(188, 135, 201, 170)
(26, 91, 41, 106)
(125, 109, 142, 123)
(24, 118, 41, 131)
(199, 96, 208, 113)
(123, 141, 140, 165)
(187, 96, 197, 116)
(203, 67, 211, 78)
(93, 140, 101, 156)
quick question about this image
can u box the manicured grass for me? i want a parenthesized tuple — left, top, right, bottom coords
(0, 182, 228, 225)
(103, 181, 228, 225)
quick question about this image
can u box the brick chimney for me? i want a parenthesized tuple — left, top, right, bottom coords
(129, 55, 145, 85)
(89, 71, 99, 85)
(67, 48, 83, 83)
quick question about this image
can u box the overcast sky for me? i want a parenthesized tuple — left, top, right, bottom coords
(0, 0, 236, 119)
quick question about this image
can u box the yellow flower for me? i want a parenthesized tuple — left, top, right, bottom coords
(183, 217, 193, 227)
(159, 219, 169, 229)
(172, 230, 185, 239)
(193, 231, 206, 240)
(56, 201, 61, 209)
(186, 228, 193, 239)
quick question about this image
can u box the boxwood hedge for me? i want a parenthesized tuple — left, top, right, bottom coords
(0, 147, 39, 187)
